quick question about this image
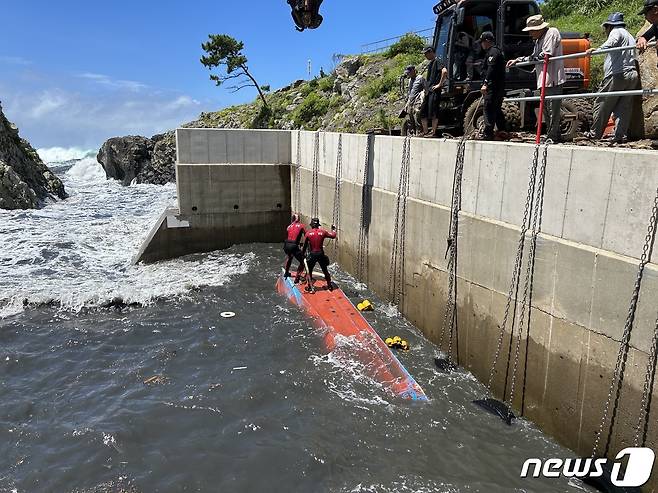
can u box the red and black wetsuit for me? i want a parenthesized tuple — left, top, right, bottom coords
(303, 227, 337, 285)
(284, 220, 306, 277)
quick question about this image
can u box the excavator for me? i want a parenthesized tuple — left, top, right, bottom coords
(286, 0, 593, 139)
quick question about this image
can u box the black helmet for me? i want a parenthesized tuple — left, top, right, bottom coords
(291, 213, 300, 223)
(310, 218, 321, 228)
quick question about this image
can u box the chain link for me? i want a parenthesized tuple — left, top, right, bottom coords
(331, 135, 343, 257)
(310, 132, 320, 219)
(388, 136, 411, 305)
(357, 135, 373, 282)
(485, 144, 541, 394)
(506, 143, 549, 418)
(634, 313, 658, 447)
(593, 186, 658, 458)
(294, 130, 302, 213)
(439, 138, 466, 366)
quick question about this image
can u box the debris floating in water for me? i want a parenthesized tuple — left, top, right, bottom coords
(232, 366, 248, 371)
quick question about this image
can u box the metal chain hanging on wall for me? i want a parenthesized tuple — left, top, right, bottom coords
(505, 143, 549, 420)
(388, 136, 412, 306)
(474, 143, 547, 424)
(310, 132, 320, 219)
(331, 135, 343, 257)
(592, 186, 658, 459)
(438, 138, 466, 368)
(357, 135, 373, 282)
(634, 296, 658, 448)
(294, 130, 302, 213)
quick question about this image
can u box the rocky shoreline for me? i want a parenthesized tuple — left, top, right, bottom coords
(0, 103, 67, 210)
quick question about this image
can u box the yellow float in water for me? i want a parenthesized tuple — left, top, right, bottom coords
(357, 300, 374, 312)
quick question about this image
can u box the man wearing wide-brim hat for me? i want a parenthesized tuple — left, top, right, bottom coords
(507, 14, 566, 142)
(584, 12, 638, 143)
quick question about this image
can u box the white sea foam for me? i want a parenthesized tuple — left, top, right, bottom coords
(0, 155, 253, 318)
(65, 156, 106, 183)
(37, 146, 96, 163)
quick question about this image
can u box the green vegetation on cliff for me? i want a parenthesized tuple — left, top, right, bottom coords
(190, 34, 425, 134)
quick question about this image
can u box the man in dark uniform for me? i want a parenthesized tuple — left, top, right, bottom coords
(420, 46, 448, 137)
(302, 218, 336, 292)
(283, 213, 307, 282)
(479, 31, 507, 140)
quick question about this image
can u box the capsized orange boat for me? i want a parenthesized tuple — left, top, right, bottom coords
(276, 272, 428, 401)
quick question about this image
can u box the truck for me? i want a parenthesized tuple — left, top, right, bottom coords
(426, 0, 592, 139)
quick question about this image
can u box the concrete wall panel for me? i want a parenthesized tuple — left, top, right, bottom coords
(562, 148, 615, 248)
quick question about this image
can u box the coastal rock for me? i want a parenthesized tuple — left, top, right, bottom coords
(97, 132, 177, 186)
(147, 133, 176, 185)
(638, 22, 658, 138)
(97, 136, 153, 186)
(0, 104, 67, 210)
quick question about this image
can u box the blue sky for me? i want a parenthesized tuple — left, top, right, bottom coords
(1, 1, 437, 150)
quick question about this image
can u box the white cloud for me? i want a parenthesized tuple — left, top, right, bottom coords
(78, 72, 148, 92)
(0, 55, 31, 66)
(29, 91, 67, 118)
(164, 95, 202, 111)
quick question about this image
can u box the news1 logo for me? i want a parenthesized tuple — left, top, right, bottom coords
(520, 448, 656, 487)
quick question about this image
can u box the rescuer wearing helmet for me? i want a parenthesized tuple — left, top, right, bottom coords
(283, 213, 307, 282)
(302, 218, 337, 291)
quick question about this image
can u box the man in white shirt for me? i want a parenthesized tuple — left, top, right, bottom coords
(585, 13, 638, 142)
(507, 15, 566, 142)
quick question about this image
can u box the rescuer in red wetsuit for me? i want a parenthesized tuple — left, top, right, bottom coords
(284, 214, 307, 281)
(302, 217, 336, 291)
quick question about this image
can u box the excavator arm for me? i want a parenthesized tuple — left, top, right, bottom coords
(287, 0, 324, 31)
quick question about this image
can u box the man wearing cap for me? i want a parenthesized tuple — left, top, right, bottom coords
(403, 65, 427, 135)
(637, 0, 658, 64)
(585, 13, 638, 142)
(479, 31, 507, 139)
(420, 46, 449, 137)
(507, 14, 566, 142)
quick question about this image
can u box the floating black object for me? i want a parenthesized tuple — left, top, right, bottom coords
(583, 460, 643, 493)
(434, 357, 456, 373)
(473, 398, 515, 425)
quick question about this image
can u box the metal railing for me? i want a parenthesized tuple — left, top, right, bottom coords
(360, 28, 434, 55)
(515, 40, 657, 67)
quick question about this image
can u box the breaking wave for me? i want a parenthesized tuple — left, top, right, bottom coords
(37, 146, 96, 163)
(0, 153, 252, 318)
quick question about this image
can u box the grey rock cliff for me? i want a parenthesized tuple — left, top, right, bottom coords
(97, 132, 175, 186)
(0, 103, 67, 210)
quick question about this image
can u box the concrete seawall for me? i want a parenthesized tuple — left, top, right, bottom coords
(138, 128, 658, 489)
(134, 129, 292, 263)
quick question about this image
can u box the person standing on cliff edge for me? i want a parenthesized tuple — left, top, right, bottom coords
(283, 214, 307, 282)
(302, 218, 336, 292)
